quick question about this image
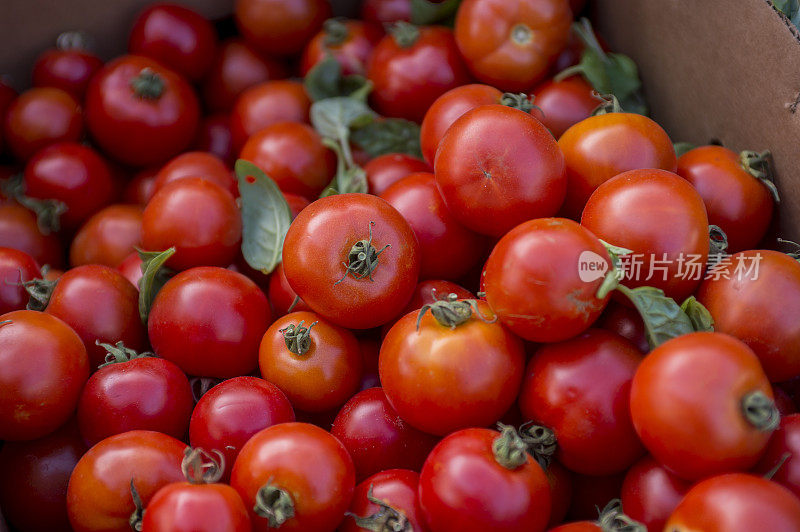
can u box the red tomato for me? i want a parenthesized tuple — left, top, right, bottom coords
(128, 3, 217, 81)
(153, 151, 237, 198)
(117, 252, 144, 288)
(367, 25, 470, 123)
(70, 204, 142, 268)
(754, 413, 800, 498)
(194, 114, 235, 166)
(620, 455, 692, 531)
(340, 469, 427, 532)
(419, 426, 552, 532)
(283, 193, 310, 218)
(3, 87, 83, 161)
(530, 76, 598, 139)
(775, 385, 798, 417)
(230, 80, 311, 151)
(566, 472, 625, 521)
(630, 332, 777, 481)
(361, 0, 410, 23)
(379, 278, 475, 336)
(85, 55, 200, 167)
(434, 105, 566, 236)
(546, 461, 573, 528)
(268, 261, 311, 317)
(597, 301, 649, 354)
(32, 47, 103, 101)
(235, 0, 331, 56)
(0, 204, 64, 267)
(66, 430, 185, 532)
(143, 479, 250, 532)
(665, 474, 800, 531)
(357, 337, 381, 390)
(364, 152, 430, 195)
(142, 177, 242, 271)
(230, 422, 355, 531)
(149, 266, 271, 378)
(301, 19, 383, 76)
(283, 193, 420, 329)
(331, 387, 439, 481)
(419, 83, 502, 165)
(124, 167, 159, 206)
(0, 247, 40, 314)
(454, 0, 571, 91)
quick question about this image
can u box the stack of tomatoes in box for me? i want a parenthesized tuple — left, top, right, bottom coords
(1, 0, 799, 530)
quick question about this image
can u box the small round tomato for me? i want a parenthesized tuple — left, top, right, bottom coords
(230, 80, 311, 151)
(419, 426, 552, 532)
(32, 44, 103, 101)
(230, 422, 355, 531)
(754, 413, 800, 498)
(85, 55, 200, 167)
(549, 501, 643, 532)
(0, 247, 40, 314)
(340, 469, 427, 532)
(367, 24, 470, 123)
(268, 261, 311, 317)
(630, 332, 778, 481)
(3, 87, 83, 161)
(128, 3, 218, 81)
(364, 152, 430, 195)
(153, 151, 237, 198)
(235, 0, 331, 56)
(239, 122, 335, 199)
(530, 76, 598, 139)
(144, 479, 250, 532)
(283, 193, 420, 329)
(0, 204, 64, 267)
(149, 266, 271, 378)
(194, 114, 235, 166)
(142, 177, 242, 271)
(435, 105, 566, 236)
(483, 218, 611, 343)
(597, 301, 649, 353)
(301, 18, 382, 76)
(620, 455, 692, 532)
(331, 387, 439, 481)
(70, 204, 143, 267)
(124, 167, 159, 206)
(665, 474, 800, 531)
(454, 0, 571, 91)
(117, 252, 144, 288)
(361, 0, 410, 23)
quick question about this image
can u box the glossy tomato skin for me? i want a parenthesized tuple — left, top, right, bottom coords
(240, 121, 335, 199)
(380, 278, 474, 335)
(0, 204, 64, 267)
(283, 193, 420, 329)
(117, 252, 144, 288)
(85, 55, 200, 167)
(519, 329, 645, 475)
(193, 114, 235, 166)
(230, 80, 311, 151)
(230, 422, 355, 532)
(148, 266, 271, 378)
(435, 105, 566, 236)
(630, 332, 776, 481)
(361, 0, 411, 23)
(620, 455, 692, 532)
(268, 261, 311, 317)
(380, 301, 525, 435)
(189, 376, 295, 481)
(235, 0, 331, 56)
(66, 430, 185, 532)
(70, 205, 143, 268)
(143, 484, 250, 532)
(3, 87, 83, 161)
(153, 151, 237, 198)
(665, 474, 800, 531)
(531, 76, 598, 139)
(581, 169, 710, 302)
(142, 177, 242, 271)
(419, 427, 552, 532)
(483, 218, 611, 343)
(558, 112, 677, 218)
(124, 167, 159, 206)
(0, 247, 40, 314)
(364, 152, 430, 195)
(128, 3, 217, 81)
(367, 26, 470, 123)
(32, 48, 103, 101)
(419, 83, 502, 165)
(301, 19, 383, 76)
(454, 0, 571, 91)
(754, 414, 800, 498)
(598, 301, 649, 353)
(340, 469, 428, 532)
(331, 387, 439, 481)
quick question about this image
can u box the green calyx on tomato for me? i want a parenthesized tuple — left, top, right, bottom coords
(518, 422, 557, 470)
(388, 21, 421, 48)
(335, 221, 390, 285)
(416, 292, 496, 330)
(1, 172, 67, 234)
(492, 423, 531, 470)
(708, 225, 729, 257)
(346, 485, 413, 532)
(499, 92, 537, 114)
(280, 320, 318, 355)
(739, 150, 781, 203)
(742, 390, 780, 432)
(137, 247, 176, 324)
(323, 18, 350, 47)
(22, 276, 57, 311)
(591, 92, 625, 115)
(254, 481, 295, 527)
(596, 499, 646, 532)
(96, 340, 154, 369)
(129, 479, 145, 532)
(130, 68, 165, 100)
(777, 238, 800, 260)
(181, 447, 226, 485)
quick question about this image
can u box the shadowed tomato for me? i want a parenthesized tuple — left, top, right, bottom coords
(340, 469, 428, 532)
(546, 461, 573, 528)
(566, 472, 626, 521)
(301, 18, 382, 76)
(153, 151, 237, 198)
(283, 193, 311, 218)
(598, 301, 649, 354)
(754, 414, 800, 498)
(70, 204, 142, 267)
(32, 45, 103, 101)
(0, 247, 40, 314)
(357, 338, 381, 390)
(364, 152, 430, 195)
(0, 204, 64, 267)
(235, 0, 331, 56)
(268, 261, 311, 317)
(194, 114, 235, 166)
(117, 252, 143, 288)
(620, 455, 692, 531)
(531, 76, 598, 138)
(124, 167, 159, 206)
(361, 0, 410, 23)
(230, 80, 311, 151)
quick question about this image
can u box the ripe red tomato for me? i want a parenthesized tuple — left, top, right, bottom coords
(331, 387, 439, 481)
(152, 151, 236, 198)
(419, 426, 552, 532)
(530, 76, 598, 139)
(124, 166, 159, 206)
(194, 114, 235, 166)
(558, 112, 677, 218)
(268, 261, 311, 317)
(70, 204, 143, 268)
(128, 3, 218, 81)
(454, 0, 571, 91)
(677, 145, 775, 252)
(240, 122, 335, 199)
(364, 152, 430, 195)
(142, 177, 242, 271)
(630, 332, 777, 481)
(3, 87, 83, 161)
(0, 204, 64, 267)
(301, 19, 383, 76)
(283, 193, 420, 329)
(340, 469, 427, 532)
(117, 252, 144, 288)
(230, 422, 355, 531)
(620, 455, 692, 531)
(235, 0, 331, 56)
(0, 247, 40, 314)
(597, 301, 649, 354)
(230, 80, 311, 151)
(754, 413, 800, 499)
(367, 25, 470, 123)
(0, 310, 89, 441)
(581, 169, 710, 302)
(85, 55, 200, 167)
(361, 0, 410, 23)
(144, 478, 250, 532)
(697, 250, 800, 382)
(483, 218, 611, 343)
(66, 430, 185, 532)
(32, 46, 103, 101)
(665, 474, 800, 531)
(545, 460, 573, 528)
(435, 105, 566, 236)
(519, 329, 645, 475)
(149, 266, 271, 378)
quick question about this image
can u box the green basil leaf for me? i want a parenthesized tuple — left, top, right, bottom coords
(680, 296, 715, 332)
(351, 118, 423, 158)
(673, 142, 697, 158)
(774, 0, 800, 29)
(310, 97, 377, 142)
(616, 285, 694, 350)
(138, 247, 176, 324)
(410, 0, 462, 25)
(304, 55, 371, 102)
(320, 138, 368, 196)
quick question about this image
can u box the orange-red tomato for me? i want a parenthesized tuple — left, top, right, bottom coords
(530, 76, 598, 138)
(153, 151, 237, 198)
(300, 19, 383, 76)
(70, 205, 143, 267)
(230, 80, 311, 151)
(364, 153, 430, 195)
(234, 0, 331, 57)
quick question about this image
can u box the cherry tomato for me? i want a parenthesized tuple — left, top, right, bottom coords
(194, 114, 235, 166)
(435, 105, 566, 236)
(754, 413, 800, 498)
(32, 46, 103, 101)
(66, 430, 185, 532)
(230, 80, 311, 151)
(153, 151, 237, 198)
(340, 469, 427, 532)
(70, 205, 142, 268)
(0, 204, 64, 267)
(86, 55, 200, 167)
(230, 422, 355, 532)
(380, 278, 475, 336)
(3, 87, 83, 161)
(454, 0, 571, 91)
(0, 310, 89, 441)
(364, 152, 430, 195)
(149, 266, 271, 378)
(142, 177, 242, 271)
(268, 261, 311, 317)
(697, 250, 800, 383)
(419, 426, 552, 532)
(283, 193, 420, 329)
(301, 18, 382, 76)
(129, 3, 217, 81)
(331, 387, 439, 481)
(361, 0, 410, 24)
(0, 247, 40, 314)
(620, 455, 692, 532)
(124, 167, 159, 206)
(367, 24, 470, 123)
(530, 76, 598, 139)
(235, 0, 331, 56)
(117, 252, 144, 289)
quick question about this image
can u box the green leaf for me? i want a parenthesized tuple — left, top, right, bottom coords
(410, 0, 462, 25)
(774, 0, 800, 29)
(616, 285, 694, 350)
(310, 97, 377, 143)
(138, 247, 176, 324)
(303, 55, 371, 102)
(673, 142, 697, 158)
(351, 118, 423, 158)
(321, 138, 368, 196)
(235, 160, 293, 275)
(680, 296, 714, 332)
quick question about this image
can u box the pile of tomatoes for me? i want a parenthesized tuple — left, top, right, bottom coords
(1, 0, 800, 530)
